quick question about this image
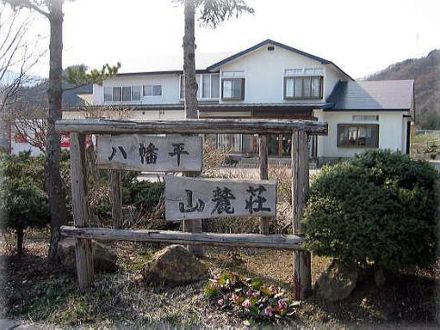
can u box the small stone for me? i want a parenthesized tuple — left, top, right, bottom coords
(141, 245, 207, 286)
(315, 259, 359, 301)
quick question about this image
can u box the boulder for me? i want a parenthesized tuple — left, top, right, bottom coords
(315, 259, 359, 301)
(57, 237, 118, 273)
(142, 245, 207, 286)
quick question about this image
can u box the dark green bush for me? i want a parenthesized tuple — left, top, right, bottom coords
(304, 150, 439, 271)
(124, 180, 164, 212)
(0, 152, 50, 254)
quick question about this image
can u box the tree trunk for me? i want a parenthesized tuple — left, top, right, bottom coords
(0, 115, 10, 152)
(183, 0, 198, 119)
(46, 0, 68, 263)
(16, 227, 24, 255)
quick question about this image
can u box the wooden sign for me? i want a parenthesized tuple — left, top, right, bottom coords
(165, 176, 277, 221)
(96, 134, 202, 172)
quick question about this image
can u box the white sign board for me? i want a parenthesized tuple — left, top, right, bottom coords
(165, 176, 277, 221)
(96, 134, 202, 172)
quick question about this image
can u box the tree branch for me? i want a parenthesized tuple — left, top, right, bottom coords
(3, 0, 50, 18)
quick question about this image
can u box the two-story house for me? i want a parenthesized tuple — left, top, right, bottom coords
(64, 39, 414, 163)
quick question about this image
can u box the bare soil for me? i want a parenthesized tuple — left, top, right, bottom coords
(1, 228, 439, 328)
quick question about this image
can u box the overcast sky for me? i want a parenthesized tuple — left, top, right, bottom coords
(19, 0, 440, 79)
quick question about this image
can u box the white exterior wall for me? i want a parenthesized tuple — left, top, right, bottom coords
(324, 65, 347, 99)
(92, 45, 348, 107)
(218, 45, 338, 104)
(314, 109, 410, 159)
(11, 140, 44, 156)
(62, 110, 185, 121)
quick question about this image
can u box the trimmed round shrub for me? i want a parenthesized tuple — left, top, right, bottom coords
(0, 152, 50, 254)
(304, 150, 438, 270)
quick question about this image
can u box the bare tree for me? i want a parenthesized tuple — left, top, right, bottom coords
(0, 4, 43, 151)
(9, 107, 47, 153)
(3, 0, 119, 263)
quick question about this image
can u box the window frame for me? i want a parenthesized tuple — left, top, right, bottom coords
(179, 73, 220, 100)
(337, 123, 380, 148)
(221, 77, 245, 101)
(283, 76, 323, 100)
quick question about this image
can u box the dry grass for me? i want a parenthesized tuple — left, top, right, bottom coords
(411, 132, 440, 160)
(2, 229, 438, 328)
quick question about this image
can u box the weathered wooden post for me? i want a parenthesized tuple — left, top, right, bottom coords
(110, 169, 123, 228)
(56, 119, 327, 294)
(258, 134, 271, 234)
(182, 173, 204, 255)
(70, 133, 94, 291)
(291, 130, 312, 300)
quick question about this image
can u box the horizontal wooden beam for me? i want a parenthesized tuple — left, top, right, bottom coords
(60, 226, 305, 250)
(55, 119, 328, 135)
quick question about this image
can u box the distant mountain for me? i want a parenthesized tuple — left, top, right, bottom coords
(365, 50, 440, 129)
(0, 70, 43, 87)
(14, 79, 92, 108)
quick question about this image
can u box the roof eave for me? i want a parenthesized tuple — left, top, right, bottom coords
(114, 69, 210, 77)
(206, 39, 338, 72)
(323, 108, 412, 112)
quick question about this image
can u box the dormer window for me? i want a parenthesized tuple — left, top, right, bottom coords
(284, 68, 323, 100)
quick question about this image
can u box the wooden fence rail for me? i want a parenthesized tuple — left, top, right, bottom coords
(56, 118, 327, 300)
(55, 119, 328, 135)
(60, 226, 305, 250)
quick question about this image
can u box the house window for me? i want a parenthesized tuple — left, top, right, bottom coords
(284, 76, 323, 99)
(122, 86, 131, 101)
(179, 73, 220, 99)
(222, 78, 245, 100)
(284, 68, 323, 99)
(105, 86, 141, 102)
(337, 124, 379, 148)
(112, 87, 121, 101)
(104, 87, 112, 101)
(143, 85, 162, 97)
